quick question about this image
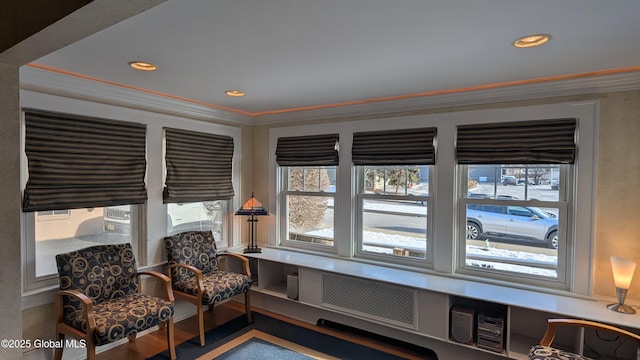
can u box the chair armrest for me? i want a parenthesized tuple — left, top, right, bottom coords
(218, 253, 251, 276)
(540, 318, 640, 346)
(166, 263, 204, 292)
(136, 270, 175, 302)
(55, 289, 96, 330)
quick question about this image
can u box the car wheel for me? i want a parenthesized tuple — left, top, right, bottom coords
(546, 231, 558, 249)
(466, 222, 481, 240)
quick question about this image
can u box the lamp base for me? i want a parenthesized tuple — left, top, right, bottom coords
(607, 302, 636, 314)
(243, 246, 262, 254)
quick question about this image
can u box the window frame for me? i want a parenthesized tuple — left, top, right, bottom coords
(268, 101, 596, 296)
(165, 200, 232, 249)
(455, 164, 572, 289)
(354, 164, 433, 266)
(23, 204, 143, 291)
(278, 165, 338, 253)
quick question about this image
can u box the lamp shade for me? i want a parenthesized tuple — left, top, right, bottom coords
(611, 256, 636, 289)
(235, 193, 269, 216)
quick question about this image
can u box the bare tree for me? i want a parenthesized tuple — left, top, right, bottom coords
(288, 168, 330, 231)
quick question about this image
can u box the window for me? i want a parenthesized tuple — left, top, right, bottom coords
(163, 128, 236, 247)
(456, 119, 576, 288)
(166, 200, 229, 246)
(22, 109, 147, 290)
(276, 134, 339, 251)
(32, 206, 137, 279)
(37, 210, 70, 217)
(270, 103, 595, 295)
(461, 164, 567, 282)
(356, 165, 430, 261)
(352, 127, 436, 263)
(280, 166, 336, 248)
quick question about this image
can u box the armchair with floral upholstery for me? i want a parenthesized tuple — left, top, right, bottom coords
(164, 230, 253, 346)
(54, 243, 176, 360)
(529, 319, 640, 360)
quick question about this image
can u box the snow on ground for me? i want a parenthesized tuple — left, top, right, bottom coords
(306, 192, 558, 277)
(306, 228, 557, 277)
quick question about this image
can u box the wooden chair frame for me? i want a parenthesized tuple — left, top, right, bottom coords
(54, 271, 176, 360)
(539, 318, 640, 347)
(166, 252, 252, 347)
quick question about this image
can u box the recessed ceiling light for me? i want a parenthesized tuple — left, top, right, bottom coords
(513, 34, 552, 48)
(128, 61, 158, 71)
(225, 90, 246, 97)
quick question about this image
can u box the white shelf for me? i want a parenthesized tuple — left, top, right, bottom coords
(239, 248, 640, 359)
(242, 248, 640, 330)
(263, 282, 288, 296)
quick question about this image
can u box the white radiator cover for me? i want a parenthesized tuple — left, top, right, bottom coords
(321, 272, 417, 329)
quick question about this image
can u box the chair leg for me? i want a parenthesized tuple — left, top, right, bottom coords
(245, 291, 252, 323)
(166, 318, 176, 360)
(53, 331, 64, 360)
(86, 340, 96, 360)
(85, 330, 97, 360)
(197, 304, 206, 347)
(128, 332, 137, 342)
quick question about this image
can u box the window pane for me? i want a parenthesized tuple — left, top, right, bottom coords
(362, 198, 427, 258)
(465, 203, 559, 277)
(468, 165, 560, 201)
(36, 206, 131, 277)
(364, 165, 428, 196)
(358, 165, 430, 261)
(286, 194, 334, 246)
(166, 201, 225, 242)
(287, 166, 335, 192)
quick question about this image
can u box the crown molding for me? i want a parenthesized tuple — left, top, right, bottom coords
(19, 65, 253, 126)
(19, 65, 640, 127)
(253, 71, 640, 125)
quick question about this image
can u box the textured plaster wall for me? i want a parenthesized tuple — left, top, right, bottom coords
(594, 90, 640, 303)
(251, 125, 272, 249)
(0, 62, 22, 359)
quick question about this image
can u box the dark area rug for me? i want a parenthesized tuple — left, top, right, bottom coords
(149, 312, 438, 359)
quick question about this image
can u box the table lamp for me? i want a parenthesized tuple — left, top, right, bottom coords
(235, 192, 269, 253)
(607, 256, 636, 314)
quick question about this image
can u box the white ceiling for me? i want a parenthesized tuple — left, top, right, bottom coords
(28, 0, 640, 117)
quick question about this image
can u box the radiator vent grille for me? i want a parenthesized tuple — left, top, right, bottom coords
(321, 273, 416, 328)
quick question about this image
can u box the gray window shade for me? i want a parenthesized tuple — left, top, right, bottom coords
(164, 128, 234, 203)
(276, 134, 339, 166)
(456, 118, 577, 164)
(352, 127, 437, 165)
(22, 109, 147, 212)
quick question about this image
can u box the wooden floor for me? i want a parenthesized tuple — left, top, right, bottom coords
(96, 301, 434, 360)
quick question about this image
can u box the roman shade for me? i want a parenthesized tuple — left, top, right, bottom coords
(352, 127, 437, 165)
(22, 109, 147, 212)
(163, 128, 234, 203)
(275, 134, 339, 166)
(456, 118, 577, 164)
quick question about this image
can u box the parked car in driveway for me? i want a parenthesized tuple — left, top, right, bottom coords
(517, 179, 535, 186)
(502, 176, 517, 186)
(466, 203, 559, 249)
